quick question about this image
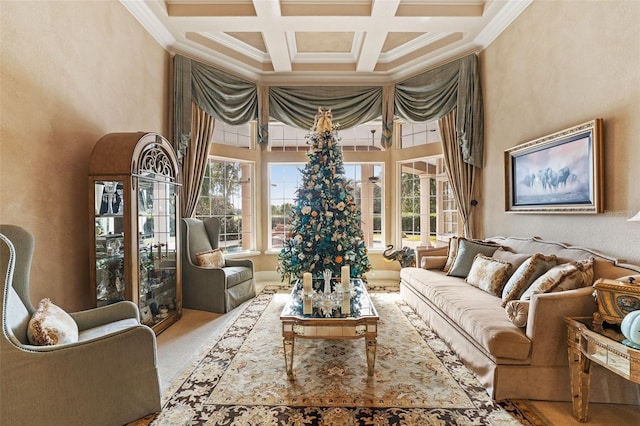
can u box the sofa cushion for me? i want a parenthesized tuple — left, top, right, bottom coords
(466, 254, 511, 296)
(492, 249, 530, 276)
(224, 266, 253, 288)
(501, 253, 557, 307)
(521, 258, 594, 301)
(196, 249, 225, 268)
(505, 300, 529, 328)
(447, 238, 501, 278)
(401, 268, 531, 361)
(27, 298, 79, 346)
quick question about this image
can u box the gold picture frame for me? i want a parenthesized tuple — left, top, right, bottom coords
(505, 119, 603, 214)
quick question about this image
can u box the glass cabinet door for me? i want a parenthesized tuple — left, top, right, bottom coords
(137, 178, 178, 326)
(94, 180, 125, 307)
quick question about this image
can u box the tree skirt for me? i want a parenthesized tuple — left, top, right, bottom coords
(141, 286, 548, 425)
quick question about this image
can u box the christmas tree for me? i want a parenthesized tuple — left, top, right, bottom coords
(278, 108, 372, 282)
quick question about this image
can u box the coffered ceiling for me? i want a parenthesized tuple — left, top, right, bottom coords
(122, 0, 530, 84)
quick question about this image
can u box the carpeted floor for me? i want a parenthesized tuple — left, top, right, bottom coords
(140, 284, 548, 425)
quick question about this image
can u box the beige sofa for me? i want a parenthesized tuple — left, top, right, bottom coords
(400, 236, 640, 402)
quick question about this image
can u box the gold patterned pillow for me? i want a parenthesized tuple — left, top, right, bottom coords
(195, 248, 225, 268)
(505, 300, 530, 328)
(501, 253, 557, 307)
(466, 254, 511, 296)
(521, 258, 594, 301)
(27, 298, 79, 345)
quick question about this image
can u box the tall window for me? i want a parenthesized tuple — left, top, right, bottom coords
(268, 120, 383, 151)
(399, 157, 457, 249)
(212, 122, 253, 148)
(399, 120, 441, 148)
(269, 163, 303, 249)
(269, 162, 384, 250)
(343, 164, 384, 249)
(195, 158, 254, 253)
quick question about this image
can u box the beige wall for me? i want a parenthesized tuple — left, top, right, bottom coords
(0, 2, 170, 311)
(480, 1, 640, 263)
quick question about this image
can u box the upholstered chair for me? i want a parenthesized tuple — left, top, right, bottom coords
(0, 224, 161, 426)
(181, 217, 256, 313)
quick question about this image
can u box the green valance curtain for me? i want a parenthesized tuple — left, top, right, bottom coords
(394, 54, 484, 168)
(173, 55, 258, 218)
(173, 55, 258, 151)
(269, 86, 382, 132)
(174, 53, 483, 165)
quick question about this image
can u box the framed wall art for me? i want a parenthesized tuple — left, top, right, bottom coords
(504, 119, 603, 214)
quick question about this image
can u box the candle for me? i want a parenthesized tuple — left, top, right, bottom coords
(303, 272, 312, 293)
(341, 265, 350, 289)
(342, 292, 350, 315)
(303, 272, 313, 315)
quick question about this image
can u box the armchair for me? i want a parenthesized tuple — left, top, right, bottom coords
(181, 218, 256, 313)
(0, 225, 161, 426)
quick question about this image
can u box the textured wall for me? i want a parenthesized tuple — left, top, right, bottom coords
(480, 1, 640, 263)
(0, 2, 170, 310)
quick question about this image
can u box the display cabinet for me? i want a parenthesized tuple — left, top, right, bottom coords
(89, 132, 181, 334)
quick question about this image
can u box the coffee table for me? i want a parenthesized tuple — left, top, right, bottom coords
(280, 278, 379, 377)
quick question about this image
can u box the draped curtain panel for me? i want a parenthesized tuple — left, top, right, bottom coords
(190, 61, 258, 126)
(181, 103, 215, 219)
(173, 54, 258, 149)
(269, 86, 383, 132)
(394, 54, 484, 168)
(439, 109, 476, 238)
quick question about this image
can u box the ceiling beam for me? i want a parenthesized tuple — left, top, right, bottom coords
(252, 0, 291, 72)
(356, 0, 399, 72)
(167, 16, 482, 33)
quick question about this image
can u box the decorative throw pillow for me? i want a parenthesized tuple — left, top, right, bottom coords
(422, 255, 448, 270)
(447, 238, 500, 278)
(465, 254, 511, 296)
(501, 253, 557, 307)
(505, 300, 530, 328)
(443, 237, 460, 272)
(521, 258, 594, 301)
(491, 249, 530, 276)
(27, 298, 79, 345)
(196, 248, 225, 268)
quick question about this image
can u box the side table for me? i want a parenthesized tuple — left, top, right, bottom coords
(565, 316, 640, 422)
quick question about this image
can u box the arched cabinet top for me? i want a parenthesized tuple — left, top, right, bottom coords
(89, 132, 180, 184)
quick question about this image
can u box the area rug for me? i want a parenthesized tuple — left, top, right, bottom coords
(146, 285, 548, 425)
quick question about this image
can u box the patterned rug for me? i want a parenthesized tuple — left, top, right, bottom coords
(144, 285, 548, 425)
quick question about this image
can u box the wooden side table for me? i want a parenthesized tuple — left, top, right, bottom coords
(565, 317, 640, 422)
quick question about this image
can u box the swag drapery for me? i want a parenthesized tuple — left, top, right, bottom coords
(173, 55, 259, 218)
(269, 86, 383, 136)
(395, 54, 484, 238)
(173, 53, 484, 233)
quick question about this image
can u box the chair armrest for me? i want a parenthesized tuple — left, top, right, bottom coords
(526, 286, 596, 365)
(70, 300, 140, 331)
(22, 322, 155, 352)
(225, 258, 254, 269)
